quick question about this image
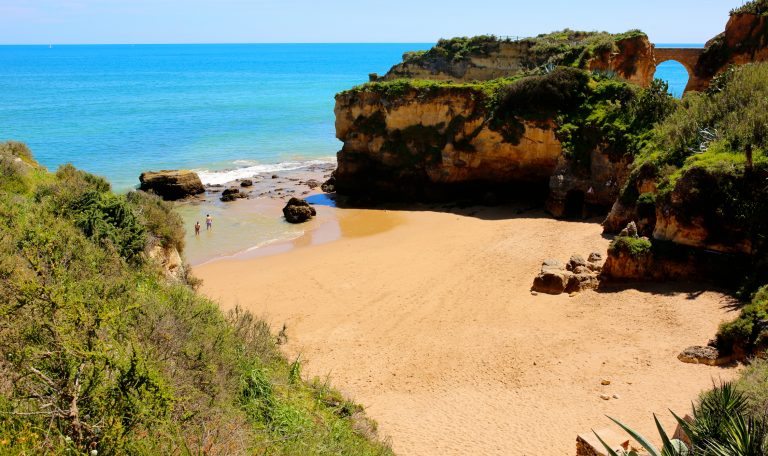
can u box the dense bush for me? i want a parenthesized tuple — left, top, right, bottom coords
(717, 285, 768, 355)
(0, 148, 392, 455)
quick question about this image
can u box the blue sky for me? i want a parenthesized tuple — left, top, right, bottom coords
(0, 0, 749, 44)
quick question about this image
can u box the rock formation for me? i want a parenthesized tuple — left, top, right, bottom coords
(220, 187, 247, 202)
(139, 170, 205, 201)
(282, 197, 317, 223)
(531, 253, 603, 295)
(382, 33, 656, 86)
(334, 85, 562, 200)
(677, 345, 735, 367)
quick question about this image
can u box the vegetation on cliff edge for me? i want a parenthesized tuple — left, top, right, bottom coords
(0, 142, 392, 455)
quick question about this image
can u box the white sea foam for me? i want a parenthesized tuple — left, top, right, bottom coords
(195, 158, 335, 186)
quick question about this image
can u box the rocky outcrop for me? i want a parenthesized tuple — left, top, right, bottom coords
(220, 187, 247, 202)
(147, 244, 187, 283)
(334, 86, 562, 200)
(385, 40, 539, 82)
(383, 34, 656, 87)
(695, 12, 768, 90)
(282, 197, 317, 223)
(139, 170, 205, 201)
(678, 345, 736, 366)
(601, 225, 747, 284)
(589, 35, 656, 87)
(531, 253, 603, 295)
(653, 167, 761, 255)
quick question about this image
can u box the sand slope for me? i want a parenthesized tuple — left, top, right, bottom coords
(197, 207, 738, 456)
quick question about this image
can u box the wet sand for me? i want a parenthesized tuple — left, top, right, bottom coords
(195, 206, 739, 456)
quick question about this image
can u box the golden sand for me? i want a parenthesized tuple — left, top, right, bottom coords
(196, 206, 738, 456)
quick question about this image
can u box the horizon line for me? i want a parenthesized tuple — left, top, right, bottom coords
(0, 41, 707, 46)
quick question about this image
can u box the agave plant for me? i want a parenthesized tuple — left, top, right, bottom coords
(593, 415, 688, 456)
(594, 382, 768, 456)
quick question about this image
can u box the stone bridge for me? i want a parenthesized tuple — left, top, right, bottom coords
(652, 47, 706, 93)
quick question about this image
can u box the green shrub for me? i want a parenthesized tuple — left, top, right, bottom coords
(126, 190, 185, 252)
(636, 192, 657, 219)
(0, 145, 393, 455)
(717, 285, 768, 354)
(608, 236, 652, 257)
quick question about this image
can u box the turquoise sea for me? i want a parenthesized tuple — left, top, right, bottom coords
(0, 43, 698, 191)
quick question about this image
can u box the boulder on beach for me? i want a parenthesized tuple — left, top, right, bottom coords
(678, 345, 735, 366)
(240, 179, 253, 187)
(220, 187, 247, 202)
(138, 170, 205, 201)
(532, 254, 602, 295)
(283, 197, 317, 224)
(532, 259, 572, 295)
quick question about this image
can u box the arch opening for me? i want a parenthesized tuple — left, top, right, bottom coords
(654, 60, 690, 98)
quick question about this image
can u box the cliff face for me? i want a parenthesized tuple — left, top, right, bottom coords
(696, 13, 768, 83)
(588, 36, 656, 87)
(334, 87, 563, 199)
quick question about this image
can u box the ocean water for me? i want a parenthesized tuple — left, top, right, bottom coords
(0, 44, 430, 190)
(0, 43, 697, 191)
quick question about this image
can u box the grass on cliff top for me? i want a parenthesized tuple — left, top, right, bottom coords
(0, 142, 393, 456)
(731, 0, 768, 15)
(398, 29, 648, 71)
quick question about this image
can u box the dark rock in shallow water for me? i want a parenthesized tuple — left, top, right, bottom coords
(283, 197, 317, 223)
(139, 170, 205, 201)
(240, 179, 253, 187)
(220, 187, 246, 202)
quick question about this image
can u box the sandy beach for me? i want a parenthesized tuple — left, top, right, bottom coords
(196, 205, 739, 456)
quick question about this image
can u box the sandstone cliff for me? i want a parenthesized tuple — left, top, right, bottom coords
(695, 12, 768, 89)
(334, 86, 561, 200)
(333, 68, 653, 208)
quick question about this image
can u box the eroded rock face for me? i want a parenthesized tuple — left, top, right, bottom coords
(283, 197, 317, 223)
(334, 87, 562, 200)
(589, 35, 656, 87)
(139, 170, 205, 201)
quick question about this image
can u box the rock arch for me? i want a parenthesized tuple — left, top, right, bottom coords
(652, 48, 706, 93)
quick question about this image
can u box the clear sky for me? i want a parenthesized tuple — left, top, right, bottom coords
(0, 0, 750, 45)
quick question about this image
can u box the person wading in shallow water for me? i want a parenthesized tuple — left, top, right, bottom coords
(194, 221, 201, 236)
(206, 214, 213, 231)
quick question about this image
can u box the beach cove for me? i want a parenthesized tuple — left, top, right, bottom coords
(195, 203, 738, 455)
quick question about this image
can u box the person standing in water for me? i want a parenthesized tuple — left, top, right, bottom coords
(206, 214, 213, 231)
(194, 221, 201, 236)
